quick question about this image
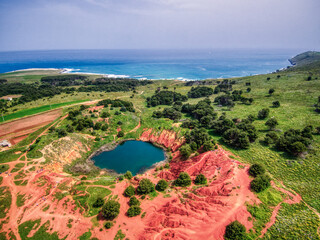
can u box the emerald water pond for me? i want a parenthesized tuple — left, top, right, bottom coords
(92, 141, 166, 175)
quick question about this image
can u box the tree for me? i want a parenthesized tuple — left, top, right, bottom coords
(137, 179, 155, 194)
(180, 144, 192, 159)
(124, 171, 133, 180)
(258, 108, 269, 119)
(246, 87, 251, 93)
(66, 124, 74, 133)
(248, 164, 265, 177)
(155, 179, 168, 191)
(289, 141, 307, 155)
(269, 88, 275, 95)
(224, 220, 247, 240)
(250, 174, 271, 193)
(265, 118, 278, 130)
(117, 131, 124, 138)
(101, 112, 110, 118)
(92, 197, 104, 208)
(202, 141, 215, 152)
(128, 196, 140, 206)
(175, 172, 191, 187)
(124, 185, 135, 197)
(222, 128, 250, 149)
(102, 200, 120, 220)
(56, 129, 67, 138)
(94, 122, 102, 130)
(127, 206, 141, 217)
(101, 124, 108, 131)
(194, 174, 207, 185)
(272, 101, 280, 108)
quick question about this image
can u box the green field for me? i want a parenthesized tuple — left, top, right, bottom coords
(0, 100, 88, 123)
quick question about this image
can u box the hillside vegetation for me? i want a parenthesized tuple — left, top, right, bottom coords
(0, 53, 320, 239)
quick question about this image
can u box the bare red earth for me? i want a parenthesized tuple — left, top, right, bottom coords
(1, 128, 303, 240)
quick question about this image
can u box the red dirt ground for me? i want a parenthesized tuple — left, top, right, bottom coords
(0, 109, 62, 145)
(0, 128, 307, 240)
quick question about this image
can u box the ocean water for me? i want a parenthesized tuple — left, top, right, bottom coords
(92, 141, 165, 175)
(0, 49, 299, 79)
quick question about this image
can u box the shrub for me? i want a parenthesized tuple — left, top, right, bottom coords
(128, 196, 140, 206)
(155, 179, 168, 191)
(92, 197, 104, 208)
(117, 131, 124, 138)
(248, 164, 265, 177)
(137, 179, 155, 194)
(105, 221, 113, 229)
(180, 144, 192, 159)
(101, 112, 110, 118)
(175, 172, 191, 187)
(258, 108, 269, 119)
(250, 174, 271, 193)
(224, 220, 247, 240)
(164, 163, 170, 169)
(194, 174, 207, 185)
(202, 141, 215, 152)
(246, 87, 251, 93)
(127, 206, 141, 217)
(124, 171, 133, 180)
(124, 185, 135, 197)
(56, 129, 67, 138)
(272, 100, 280, 108)
(269, 88, 275, 95)
(101, 200, 120, 220)
(101, 124, 108, 131)
(265, 118, 278, 130)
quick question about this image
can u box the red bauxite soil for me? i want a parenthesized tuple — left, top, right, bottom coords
(1, 128, 301, 240)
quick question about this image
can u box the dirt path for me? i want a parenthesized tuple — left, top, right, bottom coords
(1, 115, 68, 240)
(128, 120, 141, 133)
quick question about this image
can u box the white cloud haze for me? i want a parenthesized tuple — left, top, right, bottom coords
(0, 0, 319, 50)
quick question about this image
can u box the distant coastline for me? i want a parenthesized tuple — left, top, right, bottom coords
(0, 49, 299, 80)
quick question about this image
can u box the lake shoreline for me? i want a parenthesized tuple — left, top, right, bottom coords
(87, 139, 170, 176)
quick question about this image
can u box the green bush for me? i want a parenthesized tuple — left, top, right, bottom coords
(101, 200, 120, 220)
(224, 220, 247, 240)
(250, 174, 271, 193)
(265, 118, 278, 130)
(175, 172, 191, 187)
(180, 144, 192, 159)
(92, 197, 104, 208)
(194, 174, 207, 185)
(124, 185, 135, 197)
(258, 108, 270, 119)
(117, 131, 124, 138)
(124, 171, 133, 180)
(248, 164, 265, 177)
(137, 179, 155, 194)
(272, 100, 280, 108)
(155, 179, 168, 191)
(105, 221, 113, 229)
(128, 196, 140, 206)
(127, 206, 141, 217)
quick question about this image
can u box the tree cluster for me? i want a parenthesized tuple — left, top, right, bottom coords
(274, 126, 313, 156)
(146, 91, 187, 107)
(187, 86, 214, 98)
(97, 99, 135, 112)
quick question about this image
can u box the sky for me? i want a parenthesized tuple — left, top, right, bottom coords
(0, 0, 319, 51)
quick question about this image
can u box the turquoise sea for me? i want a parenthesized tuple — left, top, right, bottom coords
(0, 49, 300, 80)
